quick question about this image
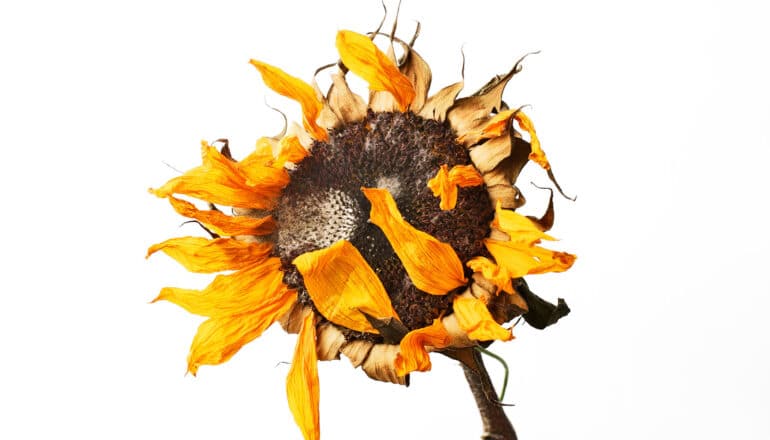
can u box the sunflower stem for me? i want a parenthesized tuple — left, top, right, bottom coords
(462, 349, 517, 440)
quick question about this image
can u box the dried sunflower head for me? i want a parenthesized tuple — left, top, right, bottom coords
(148, 21, 574, 440)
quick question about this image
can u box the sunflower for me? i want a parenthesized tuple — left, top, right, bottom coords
(148, 22, 574, 440)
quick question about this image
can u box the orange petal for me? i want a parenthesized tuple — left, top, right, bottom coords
(514, 111, 550, 170)
(275, 135, 310, 167)
(153, 257, 287, 317)
(394, 319, 452, 376)
(428, 164, 484, 211)
(466, 256, 513, 294)
(335, 30, 415, 112)
(292, 240, 399, 334)
(249, 60, 328, 142)
(493, 201, 555, 245)
(453, 296, 513, 342)
(149, 141, 287, 210)
(146, 236, 273, 273)
(186, 287, 295, 375)
(167, 196, 275, 236)
(427, 165, 454, 210)
(286, 310, 320, 440)
(362, 187, 467, 295)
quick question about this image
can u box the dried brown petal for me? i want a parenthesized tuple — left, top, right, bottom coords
(526, 187, 555, 232)
(340, 339, 373, 368)
(279, 302, 309, 334)
(316, 322, 345, 361)
(469, 134, 512, 174)
(486, 184, 524, 210)
(401, 47, 431, 112)
(328, 71, 367, 123)
(362, 344, 407, 385)
(418, 81, 464, 122)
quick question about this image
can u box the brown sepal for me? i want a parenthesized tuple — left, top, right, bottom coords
(418, 81, 464, 122)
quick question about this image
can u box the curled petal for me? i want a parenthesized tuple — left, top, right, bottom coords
(427, 164, 483, 210)
(185, 284, 296, 375)
(286, 311, 320, 440)
(394, 319, 452, 376)
(146, 236, 272, 273)
(400, 47, 431, 111)
(167, 197, 275, 236)
(292, 240, 399, 334)
(153, 257, 286, 317)
(466, 256, 513, 294)
(150, 141, 287, 210)
(514, 111, 549, 170)
(453, 296, 513, 342)
(362, 187, 466, 295)
(335, 30, 415, 112)
(250, 60, 328, 141)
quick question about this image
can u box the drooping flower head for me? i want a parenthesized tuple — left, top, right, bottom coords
(148, 18, 574, 440)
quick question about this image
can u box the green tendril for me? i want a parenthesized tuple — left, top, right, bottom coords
(475, 346, 510, 401)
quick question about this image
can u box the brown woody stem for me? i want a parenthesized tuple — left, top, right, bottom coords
(462, 349, 517, 440)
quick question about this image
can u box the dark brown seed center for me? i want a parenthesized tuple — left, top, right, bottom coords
(275, 111, 494, 335)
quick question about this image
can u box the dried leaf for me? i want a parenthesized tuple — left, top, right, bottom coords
(514, 278, 570, 330)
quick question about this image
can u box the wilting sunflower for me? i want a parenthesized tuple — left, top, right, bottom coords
(148, 21, 574, 440)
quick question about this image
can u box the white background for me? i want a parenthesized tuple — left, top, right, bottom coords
(2, 0, 769, 439)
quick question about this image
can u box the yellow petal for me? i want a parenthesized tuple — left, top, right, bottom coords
(292, 240, 399, 334)
(514, 111, 550, 170)
(167, 196, 276, 236)
(453, 296, 513, 342)
(335, 30, 415, 112)
(394, 319, 451, 376)
(153, 257, 287, 317)
(286, 310, 320, 440)
(466, 256, 513, 294)
(146, 236, 273, 273)
(186, 287, 295, 375)
(362, 187, 467, 295)
(150, 141, 287, 210)
(249, 60, 328, 142)
(484, 239, 576, 279)
(493, 201, 555, 245)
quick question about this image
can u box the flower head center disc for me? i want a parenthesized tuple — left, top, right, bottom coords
(276, 111, 494, 333)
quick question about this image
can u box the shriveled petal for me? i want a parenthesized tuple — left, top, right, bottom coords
(328, 71, 367, 123)
(335, 30, 415, 112)
(394, 319, 452, 376)
(249, 60, 328, 141)
(292, 240, 399, 334)
(400, 47, 431, 111)
(418, 81, 463, 122)
(186, 285, 296, 375)
(362, 187, 467, 295)
(466, 256, 513, 294)
(153, 257, 286, 317)
(286, 310, 320, 440)
(167, 197, 275, 236)
(447, 65, 518, 139)
(493, 201, 555, 245)
(485, 239, 576, 279)
(514, 111, 549, 170)
(453, 296, 513, 342)
(427, 164, 483, 210)
(458, 108, 516, 146)
(146, 236, 272, 273)
(150, 141, 286, 210)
